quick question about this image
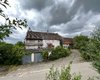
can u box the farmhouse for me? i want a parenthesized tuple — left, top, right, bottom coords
(25, 29, 62, 50)
(23, 28, 73, 64)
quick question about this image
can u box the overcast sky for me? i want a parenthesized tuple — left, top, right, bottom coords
(1, 0, 100, 43)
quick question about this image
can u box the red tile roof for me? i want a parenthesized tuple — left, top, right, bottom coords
(63, 38, 73, 45)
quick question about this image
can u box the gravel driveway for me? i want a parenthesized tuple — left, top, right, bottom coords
(0, 50, 100, 80)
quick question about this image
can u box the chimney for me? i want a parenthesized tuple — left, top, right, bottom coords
(28, 27, 32, 31)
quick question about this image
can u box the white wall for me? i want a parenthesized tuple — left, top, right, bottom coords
(25, 40, 60, 49)
(63, 44, 69, 48)
(43, 40, 60, 48)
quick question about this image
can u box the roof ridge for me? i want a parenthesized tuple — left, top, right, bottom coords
(26, 31, 62, 40)
(28, 30, 59, 35)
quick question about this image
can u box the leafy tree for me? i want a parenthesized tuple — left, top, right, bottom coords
(0, 42, 13, 64)
(0, 42, 26, 65)
(91, 27, 100, 41)
(80, 41, 99, 61)
(72, 28, 100, 73)
(91, 27, 100, 73)
(15, 41, 25, 47)
(80, 28, 100, 61)
(0, 0, 27, 41)
(73, 35, 89, 49)
(11, 45, 26, 64)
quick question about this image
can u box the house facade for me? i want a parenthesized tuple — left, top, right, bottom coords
(23, 29, 73, 64)
(25, 29, 62, 50)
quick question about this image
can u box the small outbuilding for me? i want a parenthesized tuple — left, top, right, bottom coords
(63, 38, 73, 48)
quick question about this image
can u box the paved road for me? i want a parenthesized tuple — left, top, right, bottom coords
(0, 50, 100, 80)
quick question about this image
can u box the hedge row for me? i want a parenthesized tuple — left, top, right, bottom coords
(42, 46, 71, 61)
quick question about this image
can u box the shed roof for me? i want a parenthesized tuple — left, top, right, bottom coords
(63, 38, 73, 44)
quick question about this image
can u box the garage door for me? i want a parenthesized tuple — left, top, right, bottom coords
(34, 53, 43, 63)
(22, 54, 31, 64)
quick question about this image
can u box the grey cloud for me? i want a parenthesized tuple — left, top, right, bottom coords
(19, 0, 75, 26)
(59, 10, 93, 33)
(28, 18, 49, 32)
(18, 0, 100, 35)
(93, 21, 100, 29)
(73, 0, 100, 13)
(19, 0, 54, 10)
(49, 25, 62, 32)
(48, 10, 95, 37)
(19, 0, 100, 27)
(50, 3, 72, 25)
(80, 0, 100, 12)
(5, 0, 100, 43)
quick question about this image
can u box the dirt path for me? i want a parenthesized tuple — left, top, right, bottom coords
(0, 50, 100, 80)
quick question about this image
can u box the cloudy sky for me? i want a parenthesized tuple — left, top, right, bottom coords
(1, 0, 100, 43)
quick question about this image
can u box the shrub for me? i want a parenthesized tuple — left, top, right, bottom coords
(93, 60, 100, 73)
(80, 40, 100, 61)
(11, 45, 26, 64)
(79, 42, 94, 61)
(46, 62, 82, 80)
(42, 50, 49, 61)
(0, 42, 26, 65)
(49, 46, 71, 60)
(73, 27, 100, 74)
(0, 42, 13, 65)
(46, 62, 96, 80)
(78, 27, 100, 74)
(73, 35, 89, 49)
(73, 35, 92, 61)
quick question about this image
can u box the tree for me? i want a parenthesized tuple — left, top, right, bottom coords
(0, 0, 27, 41)
(91, 27, 100, 73)
(0, 42, 13, 64)
(91, 27, 100, 41)
(15, 41, 25, 47)
(73, 35, 89, 49)
(0, 42, 26, 65)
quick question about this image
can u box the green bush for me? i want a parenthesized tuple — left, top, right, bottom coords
(73, 35, 89, 49)
(79, 42, 94, 61)
(11, 45, 26, 64)
(79, 40, 100, 61)
(0, 42, 26, 65)
(0, 42, 14, 65)
(79, 40, 100, 74)
(93, 60, 100, 73)
(15, 41, 25, 47)
(73, 28, 100, 74)
(73, 35, 92, 61)
(42, 50, 49, 61)
(49, 46, 71, 60)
